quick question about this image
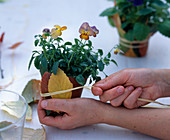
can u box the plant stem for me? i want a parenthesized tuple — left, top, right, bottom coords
(102, 71, 108, 77)
(82, 67, 91, 75)
(67, 52, 74, 70)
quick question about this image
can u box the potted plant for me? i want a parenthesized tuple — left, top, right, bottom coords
(100, 0, 170, 57)
(28, 22, 117, 112)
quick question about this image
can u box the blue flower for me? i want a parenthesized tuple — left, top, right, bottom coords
(127, 0, 144, 6)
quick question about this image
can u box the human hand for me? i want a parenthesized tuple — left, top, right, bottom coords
(92, 68, 165, 109)
(37, 98, 108, 129)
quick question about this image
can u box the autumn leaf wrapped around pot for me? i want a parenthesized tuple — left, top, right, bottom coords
(28, 22, 117, 106)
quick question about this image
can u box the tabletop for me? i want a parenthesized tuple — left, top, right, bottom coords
(0, 0, 170, 139)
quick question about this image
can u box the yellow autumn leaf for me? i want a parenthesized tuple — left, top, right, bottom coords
(48, 68, 73, 99)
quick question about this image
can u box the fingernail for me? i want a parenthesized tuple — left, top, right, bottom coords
(128, 86, 134, 91)
(95, 88, 103, 95)
(41, 100, 48, 108)
(137, 87, 142, 91)
(117, 87, 123, 94)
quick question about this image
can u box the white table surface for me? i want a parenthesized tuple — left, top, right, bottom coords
(0, 0, 170, 139)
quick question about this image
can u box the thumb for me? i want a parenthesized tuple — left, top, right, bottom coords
(94, 70, 129, 90)
(41, 99, 72, 113)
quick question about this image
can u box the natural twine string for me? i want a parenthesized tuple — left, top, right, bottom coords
(119, 37, 149, 48)
(40, 86, 170, 108)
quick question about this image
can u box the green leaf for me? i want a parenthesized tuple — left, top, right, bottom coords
(32, 50, 40, 54)
(74, 38, 79, 45)
(34, 56, 40, 70)
(111, 59, 118, 66)
(108, 52, 111, 58)
(121, 22, 129, 29)
(87, 40, 92, 47)
(28, 54, 35, 70)
(52, 61, 59, 75)
(0, 0, 7, 2)
(97, 60, 104, 71)
(64, 42, 72, 46)
(158, 20, 170, 37)
(136, 7, 155, 16)
(56, 37, 63, 42)
(152, 0, 168, 9)
(80, 62, 88, 67)
(133, 23, 150, 41)
(103, 58, 110, 66)
(34, 39, 39, 46)
(40, 57, 48, 76)
(98, 49, 103, 56)
(124, 30, 134, 41)
(108, 16, 115, 27)
(89, 78, 93, 84)
(76, 74, 85, 85)
(96, 76, 101, 82)
(41, 57, 48, 69)
(100, 7, 118, 17)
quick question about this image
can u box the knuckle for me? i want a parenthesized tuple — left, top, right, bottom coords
(122, 68, 130, 74)
(69, 102, 76, 112)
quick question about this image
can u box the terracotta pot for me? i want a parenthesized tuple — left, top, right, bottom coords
(41, 72, 87, 116)
(119, 37, 150, 57)
(41, 72, 87, 98)
(69, 77, 87, 98)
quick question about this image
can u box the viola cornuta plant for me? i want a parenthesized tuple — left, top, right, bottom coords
(28, 22, 117, 85)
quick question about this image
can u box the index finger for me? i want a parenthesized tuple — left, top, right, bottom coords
(93, 70, 128, 90)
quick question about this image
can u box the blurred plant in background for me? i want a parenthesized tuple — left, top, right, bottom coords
(100, 0, 170, 57)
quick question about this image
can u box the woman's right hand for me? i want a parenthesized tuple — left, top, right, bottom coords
(92, 68, 170, 109)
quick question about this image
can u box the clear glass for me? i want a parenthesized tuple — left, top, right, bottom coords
(0, 90, 27, 140)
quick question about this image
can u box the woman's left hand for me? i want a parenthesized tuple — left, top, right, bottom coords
(37, 98, 108, 129)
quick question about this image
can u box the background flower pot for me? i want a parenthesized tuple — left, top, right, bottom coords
(119, 37, 150, 57)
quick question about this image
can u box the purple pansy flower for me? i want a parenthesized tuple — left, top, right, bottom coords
(79, 22, 94, 40)
(127, 0, 144, 6)
(91, 26, 99, 37)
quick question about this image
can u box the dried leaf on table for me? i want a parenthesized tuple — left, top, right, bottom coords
(0, 121, 12, 129)
(41, 72, 51, 93)
(22, 79, 41, 104)
(8, 42, 23, 49)
(0, 32, 5, 43)
(48, 68, 73, 99)
(1, 101, 32, 121)
(26, 105, 32, 121)
(23, 126, 46, 140)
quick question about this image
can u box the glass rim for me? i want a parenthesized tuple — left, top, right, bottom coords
(0, 89, 28, 131)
